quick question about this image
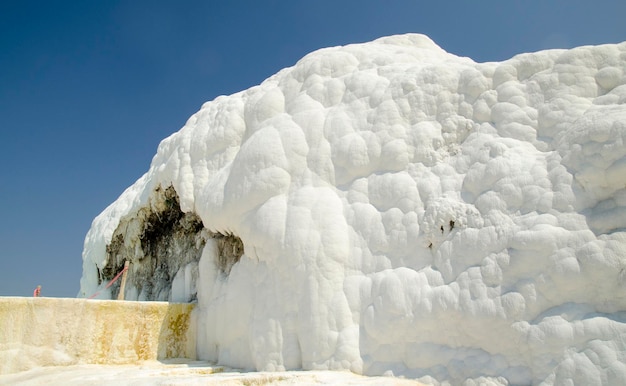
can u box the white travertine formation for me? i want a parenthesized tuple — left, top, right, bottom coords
(80, 34, 626, 385)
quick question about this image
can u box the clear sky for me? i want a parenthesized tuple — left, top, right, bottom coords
(1, 0, 624, 298)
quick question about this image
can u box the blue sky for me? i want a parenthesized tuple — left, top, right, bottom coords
(1, 1, 624, 298)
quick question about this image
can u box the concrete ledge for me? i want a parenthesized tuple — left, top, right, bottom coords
(0, 297, 196, 374)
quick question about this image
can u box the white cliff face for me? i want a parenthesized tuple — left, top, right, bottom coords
(80, 34, 626, 384)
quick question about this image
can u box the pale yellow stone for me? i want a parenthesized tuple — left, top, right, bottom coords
(0, 297, 196, 374)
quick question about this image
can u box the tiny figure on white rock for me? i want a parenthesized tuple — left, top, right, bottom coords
(33, 285, 41, 297)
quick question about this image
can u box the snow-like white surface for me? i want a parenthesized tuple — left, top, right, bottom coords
(80, 34, 626, 384)
(0, 361, 426, 386)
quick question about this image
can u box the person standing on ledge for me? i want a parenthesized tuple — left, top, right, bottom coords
(33, 285, 41, 297)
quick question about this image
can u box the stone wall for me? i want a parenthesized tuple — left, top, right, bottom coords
(0, 297, 196, 374)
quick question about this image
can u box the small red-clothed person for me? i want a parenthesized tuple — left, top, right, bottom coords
(33, 285, 41, 297)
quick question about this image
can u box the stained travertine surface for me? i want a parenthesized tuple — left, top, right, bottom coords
(0, 297, 196, 374)
(99, 185, 244, 302)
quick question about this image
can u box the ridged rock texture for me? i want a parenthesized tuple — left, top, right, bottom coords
(80, 34, 626, 385)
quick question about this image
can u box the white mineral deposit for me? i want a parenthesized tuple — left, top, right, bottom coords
(8, 33, 626, 385)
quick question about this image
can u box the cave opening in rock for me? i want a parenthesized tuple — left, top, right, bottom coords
(102, 186, 205, 300)
(100, 185, 245, 301)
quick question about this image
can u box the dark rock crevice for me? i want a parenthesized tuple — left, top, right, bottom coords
(100, 185, 244, 301)
(211, 231, 244, 276)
